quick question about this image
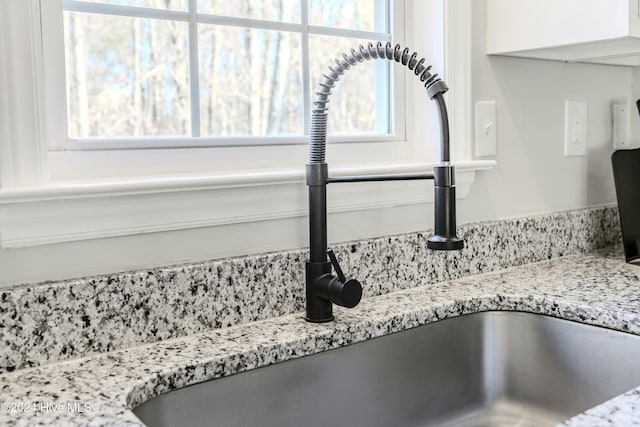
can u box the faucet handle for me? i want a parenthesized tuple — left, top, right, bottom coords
(329, 277, 362, 308)
(322, 248, 362, 308)
(326, 248, 346, 282)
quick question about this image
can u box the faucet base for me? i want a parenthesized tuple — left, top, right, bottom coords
(305, 261, 334, 322)
(427, 235, 464, 251)
(304, 315, 335, 323)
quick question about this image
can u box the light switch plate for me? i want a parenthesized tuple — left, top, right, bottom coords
(564, 100, 587, 157)
(475, 101, 497, 157)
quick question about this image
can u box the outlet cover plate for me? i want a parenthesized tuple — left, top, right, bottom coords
(564, 100, 587, 157)
(612, 103, 631, 149)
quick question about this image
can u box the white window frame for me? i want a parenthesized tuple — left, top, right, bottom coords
(43, 0, 408, 183)
(0, 0, 495, 248)
(51, 0, 398, 149)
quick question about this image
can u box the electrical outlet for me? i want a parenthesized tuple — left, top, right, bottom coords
(612, 103, 631, 149)
(564, 100, 587, 157)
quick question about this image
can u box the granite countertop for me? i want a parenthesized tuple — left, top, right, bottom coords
(1, 246, 639, 426)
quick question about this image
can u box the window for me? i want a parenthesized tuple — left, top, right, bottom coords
(0, 0, 487, 249)
(39, 0, 409, 181)
(56, 0, 396, 148)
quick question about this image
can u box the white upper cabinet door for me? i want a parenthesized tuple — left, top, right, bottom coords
(487, 0, 640, 65)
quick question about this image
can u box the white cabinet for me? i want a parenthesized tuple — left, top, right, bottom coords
(487, 0, 640, 65)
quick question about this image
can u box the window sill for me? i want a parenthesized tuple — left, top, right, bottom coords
(0, 160, 495, 248)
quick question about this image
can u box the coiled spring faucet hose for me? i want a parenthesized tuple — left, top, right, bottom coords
(309, 41, 450, 164)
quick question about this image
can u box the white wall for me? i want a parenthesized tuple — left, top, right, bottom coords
(0, 0, 629, 287)
(460, 0, 626, 222)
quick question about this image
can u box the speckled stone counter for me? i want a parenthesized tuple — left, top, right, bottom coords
(0, 245, 639, 426)
(0, 206, 621, 372)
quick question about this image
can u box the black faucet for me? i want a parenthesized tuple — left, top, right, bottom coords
(305, 42, 464, 323)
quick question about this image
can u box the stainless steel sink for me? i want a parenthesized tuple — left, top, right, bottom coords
(133, 311, 640, 427)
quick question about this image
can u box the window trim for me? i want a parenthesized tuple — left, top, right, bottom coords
(0, 0, 49, 188)
(0, 0, 495, 249)
(0, 161, 494, 248)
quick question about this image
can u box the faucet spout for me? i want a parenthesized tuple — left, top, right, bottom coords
(304, 42, 464, 323)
